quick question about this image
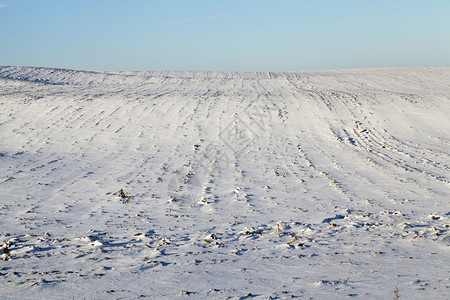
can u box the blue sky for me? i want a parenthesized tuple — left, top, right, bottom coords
(0, 0, 449, 71)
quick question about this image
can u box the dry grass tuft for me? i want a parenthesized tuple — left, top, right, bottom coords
(394, 287, 400, 299)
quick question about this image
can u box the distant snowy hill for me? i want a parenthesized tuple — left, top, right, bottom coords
(0, 66, 449, 299)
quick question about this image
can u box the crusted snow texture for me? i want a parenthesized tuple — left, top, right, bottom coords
(0, 66, 449, 299)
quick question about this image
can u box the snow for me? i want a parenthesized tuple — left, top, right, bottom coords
(0, 66, 449, 299)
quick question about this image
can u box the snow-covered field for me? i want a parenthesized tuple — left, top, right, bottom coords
(0, 66, 449, 299)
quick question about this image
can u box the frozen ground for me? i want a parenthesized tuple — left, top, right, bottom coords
(0, 66, 449, 299)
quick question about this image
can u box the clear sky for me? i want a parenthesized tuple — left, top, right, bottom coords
(0, 0, 449, 72)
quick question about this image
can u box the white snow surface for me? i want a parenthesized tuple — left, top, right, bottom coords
(0, 66, 449, 299)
